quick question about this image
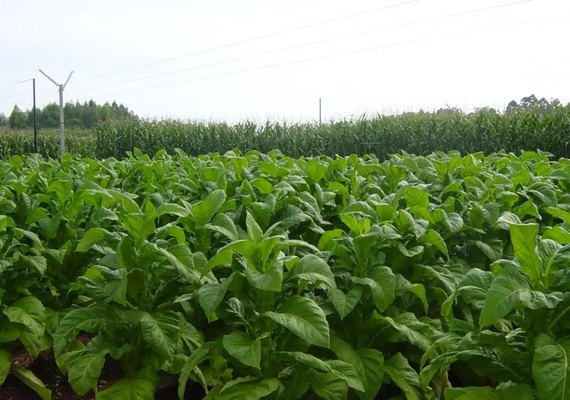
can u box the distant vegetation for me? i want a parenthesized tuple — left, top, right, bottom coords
(0, 95, 568, 159)
(0, 100, 136, 130)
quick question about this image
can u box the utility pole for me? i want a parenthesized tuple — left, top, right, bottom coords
(319, 97, 322, 125)
(17, 78, 38, 152)
(39, 69, 73, 156)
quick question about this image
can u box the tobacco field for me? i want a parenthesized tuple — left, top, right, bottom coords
(1, 149, 570, 399)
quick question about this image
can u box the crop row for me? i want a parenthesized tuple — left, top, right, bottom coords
(2, 105, 570, 159)
(1, 149, 570, 399)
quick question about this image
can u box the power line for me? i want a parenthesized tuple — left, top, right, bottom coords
(69, 12, 561, 103)
(69, 38, 425, 100)
(0, 0, 533, 104)
(67, 0, 535, 96)
(72, 0, 420, 84)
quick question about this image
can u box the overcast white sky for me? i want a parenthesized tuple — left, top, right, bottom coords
(1, 0, 569, 122)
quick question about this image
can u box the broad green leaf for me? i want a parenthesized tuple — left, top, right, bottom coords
(311, 372, 348, 400)
(328, 287, 363, 319)
(223, 331, 261, 369)
(18, 254, 47, 275)
(264, 296, 330, 348)
(157, 202, 189, 217)
(419, 229, 449, 260)
(330, 337, 384, 400)
(11, 366, 52, 400)
(543, 226, 570, 245)
(374, 313, 432, 351)
(198, 273, 236, 320)
(327, 360, 365, 392)
(404, 186, 429, 209)
(243, 261, 283, 292)
(246, 212, 264, 242)
(3, 296, 45, 337)
(409, 283, 429, 314)
(275, 351, 331, 371)
(445, 384, 534, 400)
(291, 254, 336, 288)
(480, 265, 563, 328)
(191, 189, 226, 227)
(496, 212, 522, 230)
(204, 213, 239, 241)
(533, 334, 570, 400)
(510, 223, 542, 283)
(385, 353, 427, 400)
(77, 228, 113, 252)
(58, 345, 107, 396)
(0, 350, 9, 385)
(307, 159, 327, 183)
(217, 377, 281, 400)
(54, 307, 109, 355)
(97, 367, 157, 400)
(250, 177, 273, 194)
(352, 266, 396, 312)
(0, 215, 15, 231)
(178, 345, 211, 399)
(138, 312, 178, 358)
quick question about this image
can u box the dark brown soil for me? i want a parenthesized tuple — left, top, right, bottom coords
(0, 349, 206, 400)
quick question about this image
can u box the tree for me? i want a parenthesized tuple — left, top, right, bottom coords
(0, 113, 7, 129)
(8, 106, 27, 129)
(506, 95, 562, 113)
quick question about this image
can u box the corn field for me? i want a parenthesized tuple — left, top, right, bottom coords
(1, 106, 569, 159)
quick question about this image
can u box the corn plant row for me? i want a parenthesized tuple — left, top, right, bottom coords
(0, 149, 570, 399)
(2, 106, 570, 159)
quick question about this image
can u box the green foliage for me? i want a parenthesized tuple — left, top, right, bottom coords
(0, 150, 570, 399)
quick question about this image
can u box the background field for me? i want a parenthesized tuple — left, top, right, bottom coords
(1, 104, 569, 160)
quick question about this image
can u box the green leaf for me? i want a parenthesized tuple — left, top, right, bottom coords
(18, 254, 47, 275)
(327, 360, 365, 392)
(157, 203, 190, 217)
(11, 366, 52, 400)
(352, 266, 396, 312)
(243, 261, 283, 292)
(178, 345, 210, 399)
(3, 296, 45, 337)
(191, 189, 226, 227)
(328, 287, 363, 320)
(311, 372, 348, 400)
(264, 296, 330, 348)
(510, 223, 542, 283)
(97, 367, 157, 400)
(198, 273, 236, 321)
(77, 228, 113, 252)
(54, 307, 109, 355)
(217, 377, 281, 400)
(480, 265, 563, 328)
(223, 331, 261, 369)
(138, 312, 178, 358)
(419, 229, 449, 260)
(0, 349, 9, 385)
(445, 384, 534, 400)
(384, 353, 427, 400)
(404, 186, 429, 209)
(291, 254, 336, 288)
(204, 213, 239, 241)
(58, 345, 107, 396)
(0, 215, 15, 231)
(307, 159, 327, 183)
(246, 212, 264, 242)
(374, 313, 432, 351)
(275, 351, 331, 371)
(533, 334, 570, 400)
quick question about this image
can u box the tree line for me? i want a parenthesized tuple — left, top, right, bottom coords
(0, 100, 137, 129)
